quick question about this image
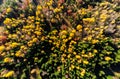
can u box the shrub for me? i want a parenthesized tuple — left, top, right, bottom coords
(0, 0, 120, 79)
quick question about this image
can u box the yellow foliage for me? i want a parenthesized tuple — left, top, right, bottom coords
(3, 70, 14, 77)
(76, 24, 82, 30)
(105, 56, 111, 61)
(0, 45, 5, 52)
(4, 57, 12, 63)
